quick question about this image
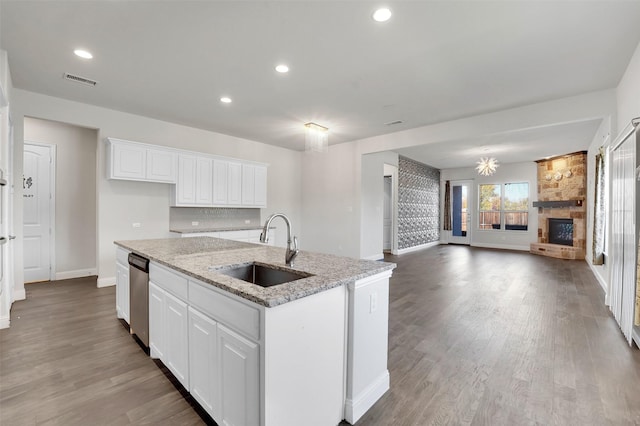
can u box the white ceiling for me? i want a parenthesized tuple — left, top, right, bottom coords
(2, 1, 640, 167)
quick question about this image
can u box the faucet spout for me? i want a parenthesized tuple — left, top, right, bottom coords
(260, 213, 299, 266)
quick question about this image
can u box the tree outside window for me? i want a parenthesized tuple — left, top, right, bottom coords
(478, 182, 529, 231)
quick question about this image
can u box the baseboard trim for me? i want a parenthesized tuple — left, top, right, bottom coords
(13, 288, 26, 301)
(397, 241, 440, 255)
(362, 253, 384, 261)
(588, 262, 609, 301)
(55, 268, 97, 281)
(0, 315, 9, 329)
(471, 242, 530, 251)
(97, 276, 116, 288)
(344, 370, 390, 424)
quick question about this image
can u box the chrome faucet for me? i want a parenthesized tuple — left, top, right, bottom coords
(260, 213, 299, 266)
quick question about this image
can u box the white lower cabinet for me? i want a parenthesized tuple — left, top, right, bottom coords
(115, 248, 130, 324)
(148, 280, 190, 391)
(218, 324, 260, 426)
(188, 307, 219, 416)
(188, 308, 259, 426)
(164, 291, 190, 389)
(149, 282, 165, 360)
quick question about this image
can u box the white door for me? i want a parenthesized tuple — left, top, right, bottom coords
(383, 176, 392, 251)
(23, 143, 54, 283)
(449, 180, 472, 245)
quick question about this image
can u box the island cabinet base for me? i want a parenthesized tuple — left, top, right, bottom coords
(344, 271, 393, 424)
(262, 285, 347, 426)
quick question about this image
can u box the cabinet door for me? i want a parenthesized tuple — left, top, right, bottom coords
(217, 324, 259, 426)
(177, 155, 197, 205)
(196, 158, 213, 205)
(241, 164, 255, 206)
(165, 291, 190, 390)
(111, 142, 146, 180)
(213, 159, 228, 205)
(254, 165, 267, 207)
(189, 307, 219, 418)
(147, 149, 177, 183)
(115, 262, 130, 323)
(227, 161, 242, 206)
(149, 282, 165, 360)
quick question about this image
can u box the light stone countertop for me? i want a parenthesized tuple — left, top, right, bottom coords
(170, 226, 274, 233)
(115, 237, 396, 307)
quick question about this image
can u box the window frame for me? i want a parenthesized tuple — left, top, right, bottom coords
(477, 181, 530, 232)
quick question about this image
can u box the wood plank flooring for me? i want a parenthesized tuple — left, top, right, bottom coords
(2, 246, 639, 425)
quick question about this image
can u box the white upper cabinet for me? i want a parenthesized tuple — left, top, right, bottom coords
(108, 137, 267, 208)
(107, 138, 177, 183)
(227, 161, 243, 206)
(242, 164, 267, 208)
(212, 159, 229, 205)
(147, 148, 177, 182)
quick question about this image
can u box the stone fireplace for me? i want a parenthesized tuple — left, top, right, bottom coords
(530, 151, 586, 260)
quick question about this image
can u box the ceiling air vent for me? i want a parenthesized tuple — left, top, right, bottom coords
(385, 120, 403, 126)
(63, 72, 98, 87)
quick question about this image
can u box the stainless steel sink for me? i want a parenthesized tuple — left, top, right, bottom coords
(215, 262, 312, 287)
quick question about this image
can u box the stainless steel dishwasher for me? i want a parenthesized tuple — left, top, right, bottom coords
(128, 253, 150, 347)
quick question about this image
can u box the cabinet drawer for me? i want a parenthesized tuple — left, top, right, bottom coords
(188, 279, 260, 341)
(116, 247, 130, 265)
(150, 263, 188, 301)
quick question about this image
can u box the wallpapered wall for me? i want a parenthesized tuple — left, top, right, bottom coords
(398, 156, 441, 249)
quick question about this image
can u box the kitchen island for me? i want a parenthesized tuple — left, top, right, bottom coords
(115, 237, 395, 426)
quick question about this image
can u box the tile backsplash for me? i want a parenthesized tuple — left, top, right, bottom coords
(170, 207, 261, 229)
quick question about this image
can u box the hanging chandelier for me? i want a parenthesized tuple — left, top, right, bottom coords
(304, 122, 329, 153)
(476, 157, 499, 176)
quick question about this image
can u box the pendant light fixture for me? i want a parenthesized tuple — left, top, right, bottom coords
(476, 157, 499, 176)
(304, 122, 329, 153)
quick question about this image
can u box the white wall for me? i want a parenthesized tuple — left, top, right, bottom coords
(24, 117, 97, 279)
(360, 151, 398, 260)
(11, 89, 302, 294)
(441, 162, 538, 251)
(616, 40, 640, 134)
(302, 90, 616, 259)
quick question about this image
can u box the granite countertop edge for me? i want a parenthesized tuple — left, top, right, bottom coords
(115, 237, 396, 308)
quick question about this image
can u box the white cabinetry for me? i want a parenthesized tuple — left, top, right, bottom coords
(107, 138, 176, 183)
(149, 264, 190, 391)
(164, 291, 190, 388)
(218, 324, 260, 426)
(115, 247, 130, 323)
(227, 161, 243, 206)
(212, 159, 228, 205)
(172, 155, 213, 206)
(188, 307, 219, 416)
(242, 164, 267, 207)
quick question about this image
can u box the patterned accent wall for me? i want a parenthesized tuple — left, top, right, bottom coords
(398, 156, 440, 249)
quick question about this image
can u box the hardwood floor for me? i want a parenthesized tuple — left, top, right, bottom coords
(0, 277, 208, 425)
(2, 246, 639, 425)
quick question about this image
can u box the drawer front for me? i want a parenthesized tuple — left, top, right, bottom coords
(188, 279, 260, 341)
(150, 263, 188, 301)
(116, 247, 130, 265)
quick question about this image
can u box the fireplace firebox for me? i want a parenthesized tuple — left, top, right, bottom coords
(548, 218, 573, 246)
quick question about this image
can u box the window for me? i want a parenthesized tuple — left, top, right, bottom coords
(478, 182, 529, 231)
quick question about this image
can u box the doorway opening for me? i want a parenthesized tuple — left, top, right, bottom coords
(383, 163, 398, 255)
(448, 180, 472, 245)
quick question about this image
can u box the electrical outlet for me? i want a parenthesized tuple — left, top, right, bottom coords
(192, 221, 199, 226)
(370, 292, 378, 313)
(132, 222, 141, 228)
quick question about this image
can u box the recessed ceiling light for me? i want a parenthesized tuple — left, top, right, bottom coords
(275, 64, 289, 73)
(74, 49, 93, 59)
(220, 97, 232, 104)
(373, 8, 392, 22)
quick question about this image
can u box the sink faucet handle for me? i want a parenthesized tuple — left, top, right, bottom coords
(292, 236, 298, 252)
